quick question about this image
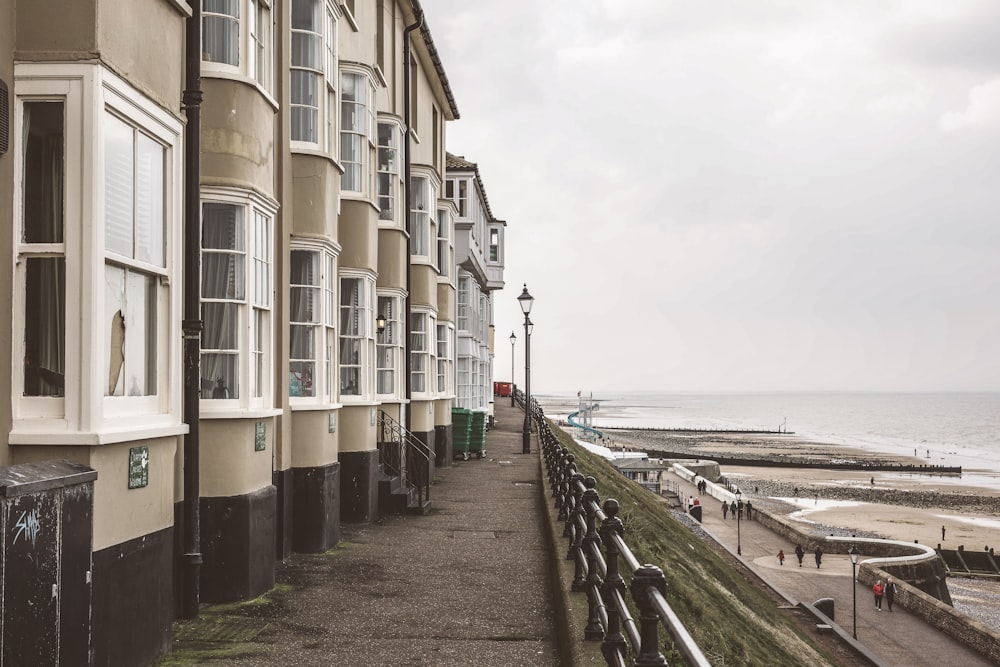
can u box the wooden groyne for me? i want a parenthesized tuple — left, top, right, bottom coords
(640, 449, 962, 474)
(603, 426, 795, 435)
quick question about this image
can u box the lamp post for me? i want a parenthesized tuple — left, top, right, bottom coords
(517, 285, 534, 454)
(735, 488, 742, 556)
(849, 544, 860, 639)
(509, 331, 516, 407)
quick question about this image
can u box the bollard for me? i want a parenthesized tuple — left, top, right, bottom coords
(630, 564, 669, 667)
(600, 499, 628, 663)
(582, 477, 604, 640)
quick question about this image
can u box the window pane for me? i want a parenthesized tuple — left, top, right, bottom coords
(23, 257, 66, 397)
(124, 271, 157, 396)
(291, 31, 323, 71)
(202, 353, 238, 398)
(136, 133, 165, 267)
(202, 252, 245, 299)
(340, 367, 360, 395)
(202, 203, 244, 249)
(23, 102, 65, 245)
(290, 323, 315, 358)
(201, 302, 239, 349)
(105, 114, 134, 257)
(203, 0, 240, 67)
(289, 361, 315, 397)
(291, 0, 321, 30)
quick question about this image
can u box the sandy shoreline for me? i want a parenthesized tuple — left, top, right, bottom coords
(609, 429, 1000, 551)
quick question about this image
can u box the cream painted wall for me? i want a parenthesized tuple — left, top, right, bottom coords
(410, 399, 434, 433)
(291, 153, 340, 238)
(340, 405, 377, 453)
(290, 410, 340, 469)
(199, 418, 275, 497)
(202, 79, 277, 195)
(377, 228, 407, 287)
(339, 199, 379, 271)
(9, 438, 178, 552)
(434, 398, 453, 428)
(410, 264, 437, 309)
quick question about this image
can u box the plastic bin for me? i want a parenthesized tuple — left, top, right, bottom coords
(452, 408, 472, 460)
(469, 410, 487, 459)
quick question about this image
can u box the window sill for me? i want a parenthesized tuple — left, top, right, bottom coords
(201, 70, 279, 112)
(289, 402, 342, 412)
(199, 407, 284, 420)
(9, 423, 189, 446)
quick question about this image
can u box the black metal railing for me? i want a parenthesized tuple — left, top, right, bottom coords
(535, 409, 710, 666)
(377, 411, 432, 508)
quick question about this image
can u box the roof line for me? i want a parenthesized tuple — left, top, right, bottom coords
(410, 0, 460, 120)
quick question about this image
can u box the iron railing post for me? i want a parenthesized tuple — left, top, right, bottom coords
(631, 565, 669, 667)
(600, 499, 627, 662)
(582, 477, 604, 640)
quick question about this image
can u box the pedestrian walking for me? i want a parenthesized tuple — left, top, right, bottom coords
(814, 546, 823, 569)
(737, 498, 744, 520)
(795, 544, 804, 567)
(745, 501, 753, 520)
(873, 579, 885, 611)
(777, 549, 785, 566)
(942, 525, 946, 541)
(722, 500, 728, 519)
(885, 577, 897, 612)
(730, 500, 737, 519)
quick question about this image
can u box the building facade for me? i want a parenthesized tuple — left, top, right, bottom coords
(0, 1, 504, 664)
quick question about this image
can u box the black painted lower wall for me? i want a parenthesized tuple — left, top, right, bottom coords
(92, 526, 173, 667)
(339, 450, 379, 523)
(274, 468, 294, 562)
(292, 462, 341, 552)
(200, 485, 277, 603)
(413, 429, 436, 483)
(434, 423, 453, 468)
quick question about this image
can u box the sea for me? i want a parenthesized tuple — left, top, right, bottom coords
(536, 391, 1000, 492)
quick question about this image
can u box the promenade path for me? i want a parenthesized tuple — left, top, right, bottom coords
(665, 470, 994, 667)
(166, 401, 561, 666)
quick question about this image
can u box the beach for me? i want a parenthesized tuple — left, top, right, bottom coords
(605, 429, 1000, 551)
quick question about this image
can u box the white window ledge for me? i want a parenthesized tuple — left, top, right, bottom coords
(10, 423, 189, 446)
(199, 407, 284, 420)
(290, 402, 342, 412)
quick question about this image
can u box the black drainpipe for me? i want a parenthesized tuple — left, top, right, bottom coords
(403, 8, 423, 434)
(181, 0, 204, 619)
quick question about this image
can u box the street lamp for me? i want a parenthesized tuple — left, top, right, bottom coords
(517, 284, 534, 454)
(849, 544, 860, 639)
(509, 331, 516, 407)
(735, 488, 742, 556)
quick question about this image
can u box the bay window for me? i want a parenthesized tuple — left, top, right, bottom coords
(289, 245, 337, 402)
(340, 70, 373, 192)
(291, 0, 337, 147)
(457, 276, 470, 332)
(489, 227, 500, 262)
(201, 191, 276, 406)
(13, 64, 183, 436)
(410, 312, 428, 394)
(339, 275, 374, 397)
(436, 323, 452, 395)
(377, 121, 400, 222)
(376, 294, 402, 396)
(410, 175, 435, 257)
(437, 207, 452, 278)
(203, 0, 273, 92)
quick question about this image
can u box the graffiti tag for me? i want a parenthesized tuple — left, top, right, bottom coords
(13, 508, 41, 547)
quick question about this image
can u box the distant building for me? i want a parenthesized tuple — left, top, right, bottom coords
(0, 1, 506, 663)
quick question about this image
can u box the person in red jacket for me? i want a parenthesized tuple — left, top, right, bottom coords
(873, 580, 885, 611)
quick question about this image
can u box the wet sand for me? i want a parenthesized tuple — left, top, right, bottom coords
(609, 429, 1000, 550)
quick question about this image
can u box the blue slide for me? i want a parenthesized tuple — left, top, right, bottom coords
(567, 410, 603, 439)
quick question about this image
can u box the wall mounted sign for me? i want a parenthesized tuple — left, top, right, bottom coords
(255, 421, 266, 451)
(128, 446, 149, 489)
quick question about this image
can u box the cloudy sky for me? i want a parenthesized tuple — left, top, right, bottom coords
(422, 0, 1000, 394)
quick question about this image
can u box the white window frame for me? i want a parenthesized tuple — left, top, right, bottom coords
(377, 119, 401, 225)
(376, 292, 403, 398)
(11, 64, 184, 441)
(203, 0, 274, 97)
(290, 0, 339, 150)
(436, 322, 453, 396)
(410, 170, 438, 259)
(340, 68, 375, 194)
(289, 241, 338, 406)
(436, 206, 452, 279)
(457, 275, 470, 332)
(410, 310, 435, 397)
(339, 273, 375, 400)
(200, 187, 277, 413)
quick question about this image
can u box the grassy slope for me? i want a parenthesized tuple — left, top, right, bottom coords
(550, 422, 837, 666)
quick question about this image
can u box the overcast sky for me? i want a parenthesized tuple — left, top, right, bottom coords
(422, 0, 1000, 394)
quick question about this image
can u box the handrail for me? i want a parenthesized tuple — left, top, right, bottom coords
(534, 402, 711, 667)
(377, 411, 432, 508)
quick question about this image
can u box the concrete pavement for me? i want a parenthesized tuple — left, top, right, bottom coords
(166, 401, 561, 666)
(667, 470, 994, 667)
